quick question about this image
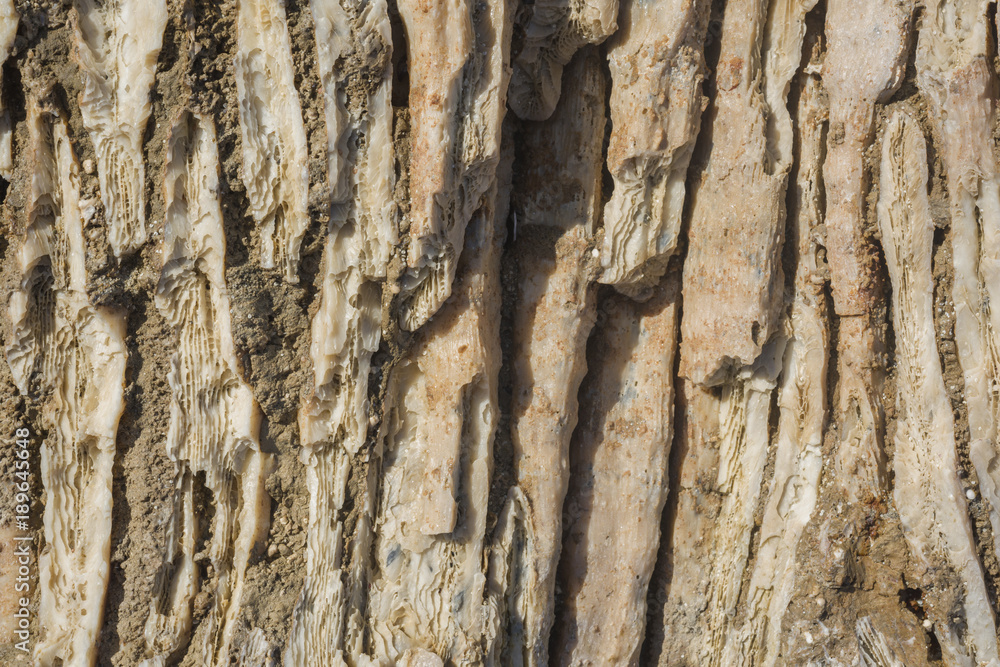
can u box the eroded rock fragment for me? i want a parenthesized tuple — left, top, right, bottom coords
(71, 0, 167, 256)
(552, 279, 679, 666)
(234, 0, 310, 282)
(142, 112, 271, 667)
(507, 0, 618, 120)
(396, 0, 512, 330)
(878, 110, 998, 666)
(506, 49, 605, 666)
(679, 0, 816, 385)
(599, 0, 709, 293)
(6, 101, 127, 667)
(823, 0, 913, 500)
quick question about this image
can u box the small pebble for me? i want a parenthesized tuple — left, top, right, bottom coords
(267, 543, 278, 558)
(966, 489, 976, 500)
(83, 158, 95, 174)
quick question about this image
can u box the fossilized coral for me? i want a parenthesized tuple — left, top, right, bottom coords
(396, 0, 512, 330)
(72, 0, 167, 257)
(7, 101, 127, 667)
(143, 111, 271, 667)
(234, 0, 311, 282)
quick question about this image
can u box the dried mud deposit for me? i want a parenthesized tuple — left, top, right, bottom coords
(4, 0, 1000, 666)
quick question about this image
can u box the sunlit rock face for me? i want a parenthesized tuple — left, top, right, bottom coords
(7, 101, 127, 667)
(5, 1, 1000, 665)
(72, 0, 167, 257)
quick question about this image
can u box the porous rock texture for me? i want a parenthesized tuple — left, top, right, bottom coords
(5, 1, 1000, 666)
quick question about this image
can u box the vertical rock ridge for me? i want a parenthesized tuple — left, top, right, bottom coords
(552, 277, 680, 666)
(6, 100, 127, 667)
(234, 0, 311, 283)
(71, 0, 168, 257)
(917, 0, 1000, 577)
(367, 171, 504, 665)
(879, 109, 999, 665)
(678, 0, 814, 385)
(506, 48, 605, 666)
(143, 111, 271, 667)
(396, 0, 513, 331)
(822, 0, 913, 501)
(721, 66, 829, 667)
(598, 0, 710, 295)
(286, 0, 395, 661)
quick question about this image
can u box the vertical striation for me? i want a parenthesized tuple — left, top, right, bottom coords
(234, 0, 311, 282)
(6, 101, 127, 667)
(143, 112, 271, 667)
(506, 49, 605, 666)
(878, 110, 998, 666)
(552, 279, 680, 666)
(71, 0, 167, 256)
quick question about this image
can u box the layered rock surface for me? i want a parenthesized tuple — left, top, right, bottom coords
(2, 1, 1000, 665)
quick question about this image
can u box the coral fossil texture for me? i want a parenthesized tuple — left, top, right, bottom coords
(11, 0, 1000, 666)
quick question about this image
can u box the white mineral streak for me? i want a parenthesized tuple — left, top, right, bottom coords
(367, 176, 504, 665)
(0, 0, 18, 178)
(723, 71, 828, 667)
(552, 281, 679, 666)
(234, 0, 310, 282)
(507, 50, 605, 666)
(71, 0, 166, 257)
(143, 112, 271, 667)
(599, 0, 708, 293)
(6, 102, 126, 667)
(917, 0, 1000, 570)
(286, 0, 395, 661)
(878, 110, 999, 666)
(397, 0, 512, 330)
(679, 0, 815, 386)
(507, 0, 617, 120)
(822, 0, 912, 501)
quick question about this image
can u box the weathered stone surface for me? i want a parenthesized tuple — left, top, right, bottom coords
(2, 1, 1000, 664)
